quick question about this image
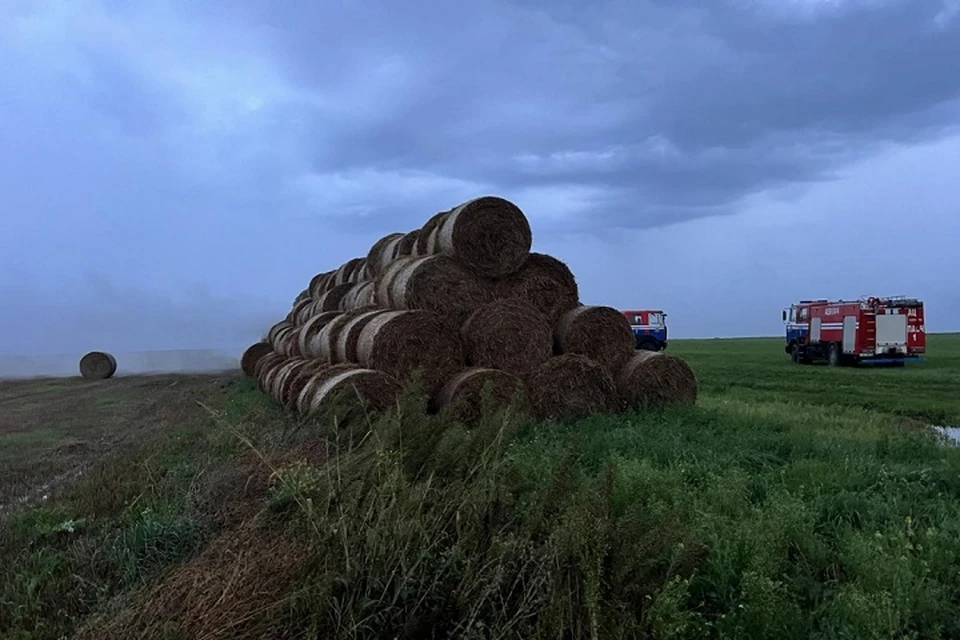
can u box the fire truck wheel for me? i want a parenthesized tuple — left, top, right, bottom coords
(828, 343, 840, 367)
(636, 337, 660, 352)
(791, 344, 802, 364)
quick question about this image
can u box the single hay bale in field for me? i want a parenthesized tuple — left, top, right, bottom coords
(241, 342, 273, 377)
(302, 368, 403, 418)
(461, 299, 552, 376)
(79, 351, 117, 379)
(374, 256, 419, 305)
(333, 257, 365, 286)
(495, 252, 580, 323)
(618, 351, 698, 408)
(313, 310, 370, 363)
(366, 232, 405, 277)
(435, 196, 532, 278)
(430, 367, 527, 425)
(335, 309, 388, 362)
(288, 297, 314, 325)
(415, 210, 450, 255)
(340, 280, 377, 311)
(298, 311, 341, 358)
(526, 354, 621, 422)
(389, 254, 494, 325)
(309, 270, 335, 298)
(313, 282, 355, 313)
(554, 305, 635, 375)
(295, 363, 358, 415)
(395, 230, 420, 257)
(356, 309, 465, 394)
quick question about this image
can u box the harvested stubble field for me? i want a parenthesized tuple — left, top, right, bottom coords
(2, 335, 960, 639)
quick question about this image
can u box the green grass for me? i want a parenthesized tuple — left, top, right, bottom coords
(2, 335, 959, 639)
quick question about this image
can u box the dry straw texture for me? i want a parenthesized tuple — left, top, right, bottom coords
(415, 210, 450, 255)
(308, 271, 334, 298)
(240, 342, 273, 377)
(366, 232, 405, 277)
(618, 351, 699, 408)
(461, 299, 552, 377)
(340, 281, 377, 311)
(302, 368, 403, 417)
(495, 252, 580, 323)
(430, 367, 527, 424)
(554, 305, 635, 375)
(297, 311, 340, 358)
(295, 363, 359, 415)
(269, 358, 310, 404)
(335, 309, 387, 362)
(435, 196, 532, 278)
(253, 352, 284, 389)
(289, 297, 315, 325)
(314, 282, 355, 313)
(79, 351, 117, 379)
(374, 256, 419, 305)
(356, 309, 464, 394)
(314, 311, 369, 363)
(282, 360, 329, 413)
(333, 257, 365, 286)
(388, 254, 494, 325)
(526, 354, 620, 422)
(395, 230, 420, 257)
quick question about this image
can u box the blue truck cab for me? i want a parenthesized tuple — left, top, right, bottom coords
(622, 309, 668, 351)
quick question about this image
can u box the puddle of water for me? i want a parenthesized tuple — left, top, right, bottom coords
(930, 425, 960, 446)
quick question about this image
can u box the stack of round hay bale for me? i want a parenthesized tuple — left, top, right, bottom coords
(240, 195, 699, 424)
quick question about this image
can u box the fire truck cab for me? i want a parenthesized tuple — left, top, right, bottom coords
(783, 296, 925, 366)
(622, 309, 668, 351)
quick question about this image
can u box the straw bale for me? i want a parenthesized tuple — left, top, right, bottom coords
(415, 211, 450, 255)
(335, 309, 388, 362)
(240, 342, 273, 377)
(302, 368, 403, 417)
(340, 280, 377, 311)
(333, 257, 365, 286)
(295, 363, 359, 415)
(356, 309, 464, 394)
(288, 297, 315, 325)
(618, 351, 698, 408)
(434, 196, 532, 277)
(79, 351, 117, 379)
(495, 252, 580, 323)
(298, 311, 341, 358)
(388, 254, 494, 325)
(269, 358, 310, 404)
(554, 305, 635, 375)
(460, 299, 552, 376)
(313, 282, 355, 313)
(308, 270, 335, 298)
(526, 354, 620, 422)
(430, 367, 527, 424)
(366, 232, 405, 277)
(313, 310, 369, 363)
(395, 230, 420, 257)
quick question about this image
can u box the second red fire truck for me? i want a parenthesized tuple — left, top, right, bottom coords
(783, 296, 926, 366)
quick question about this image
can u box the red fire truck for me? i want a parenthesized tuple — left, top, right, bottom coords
(621, 309, 668, 351)
(783, 296, 926, 366)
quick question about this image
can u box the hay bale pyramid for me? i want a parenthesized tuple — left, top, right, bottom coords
(242, 196, 698, 424)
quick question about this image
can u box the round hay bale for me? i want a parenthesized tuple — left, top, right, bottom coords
(282, 360, 329, 413)
(461, 299, 552, 376)
(527, 354, 620, 422)
(366, 232, 405, 277)
(314, 310, 369, 363)
(388, 254, 494, 325)
(416, 210, 450, 255)
(430, 367, 527, 425)
(309, 271, 335, 298)
(281, 327, 304, 358)
(257, 353, 288, 393)
(314, 282, 355, 313)
(298, 311, 341, 358)
(293, 289, 309, 306)
(302, 368, 403, 417)
(333, 257, 365, 286)
(340, 281, 377, 311)
(495, 253, 580, 323)
(241, 342, 273, 377)
(356, 309, 465, 394)
(618, 351, 698, 409)
(288, 297, 315, 325)
(79, 351, 117, 379)
(374, 256, 419, 305)
(254, 351, 285, 387)
(335, 309, 388, 362)
(435, 196, 532, 278)
(269, 358, 310, 404)
(395, 230, 420, 257)
(554, 305, 635, 375)
(267, 320, 292, 345)
(295, 363, 359, 415)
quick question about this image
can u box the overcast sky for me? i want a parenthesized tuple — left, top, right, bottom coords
(1, 0, 958, 359)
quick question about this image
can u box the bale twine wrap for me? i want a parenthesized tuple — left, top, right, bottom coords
(415, 211, 450, 255)
(289, 297, 315, 325)
(335, 309, 389, 363)
(340, 281, 377, 311)
(434, 196, 532, 278)
(356, 309, 465, 394)
(333, 257, 365, 286)
(309, 271, 335, 298)
(618, 351, 698, 408)
(241, 342, 273, 377)
(313, 310, 370, 363)
(374, 256, 419, 305)
(460, 299, 552, 377)
(395, 230, 420, 257)
(388, 254, 494, 325)
(79, 351, 117, 379)
(495, 253, 580, 323)
(298, 311, 341, 358)
(554, 305, 635, 375)
(295, 363, 359, 415)
(527, 354, 620, 422)
(430, 367, 527, 424)
(302, 368, 403, 417)
(366, 232, 405, 277)
(269, 358, 311, 404)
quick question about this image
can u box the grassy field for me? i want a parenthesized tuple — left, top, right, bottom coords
(1, 335, 959, 638)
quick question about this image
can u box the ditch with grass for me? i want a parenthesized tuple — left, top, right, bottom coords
(2, 334, 959, 638)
